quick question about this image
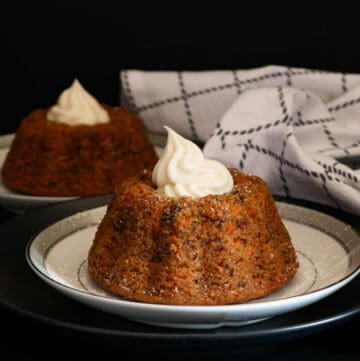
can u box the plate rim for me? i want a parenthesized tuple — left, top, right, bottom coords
(0, 194, 359, 340)
(24, 200, 360, 332)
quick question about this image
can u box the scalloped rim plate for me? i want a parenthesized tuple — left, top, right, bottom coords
(26, 202, 360, 329)
(0, 133, 165, 213)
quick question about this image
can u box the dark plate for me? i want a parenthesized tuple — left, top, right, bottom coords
(0, 195, 359, 343)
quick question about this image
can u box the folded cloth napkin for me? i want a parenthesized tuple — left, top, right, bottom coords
(120, 65, 360, 215)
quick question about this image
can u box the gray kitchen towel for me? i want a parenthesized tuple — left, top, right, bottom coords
(120, 65, 360, 214)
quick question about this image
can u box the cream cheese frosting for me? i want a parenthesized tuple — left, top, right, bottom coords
(47, 79, 109, 125)
(152, 126, 233, 198)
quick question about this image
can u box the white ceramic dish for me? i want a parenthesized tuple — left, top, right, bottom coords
(26, 202, 360, 329)
(0, 133, 165, 213)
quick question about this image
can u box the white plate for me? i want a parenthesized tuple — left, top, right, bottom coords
(26, 202, 360, 329)
(0, 133, 165, 213)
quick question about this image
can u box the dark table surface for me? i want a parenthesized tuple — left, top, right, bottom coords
(0, 200, 359, 361)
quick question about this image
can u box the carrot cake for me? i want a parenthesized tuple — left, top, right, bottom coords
(88, 128, 298, 305)
(1, 80, 158, 197)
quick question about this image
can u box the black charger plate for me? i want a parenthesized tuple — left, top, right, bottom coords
(0, 195, 359, 344)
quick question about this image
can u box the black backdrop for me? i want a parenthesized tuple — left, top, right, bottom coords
(2, 1, 360, 134)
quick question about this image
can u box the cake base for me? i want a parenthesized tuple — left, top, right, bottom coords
(88, 169, 298, 305)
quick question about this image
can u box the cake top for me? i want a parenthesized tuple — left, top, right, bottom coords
(46, 79, 110, 125)
(152, 126, 233, 198)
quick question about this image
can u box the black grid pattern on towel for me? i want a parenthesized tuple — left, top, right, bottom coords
(322, 124, 350, 155)
(121, 71, 138, 113)
(218, 87, 292, 150)
(328, 97, 360, 112)
(237, 139, 346, 209)
(232, 70, 242, 95)
(341, 73, 348, 93)
(122, 68, 360, 117)
(205, 84, 358, 211)
(121, 67, 360, 214)
(177, 72, 199, 142)
(279, 132, 293, 197)
(316, 160, 359, 184)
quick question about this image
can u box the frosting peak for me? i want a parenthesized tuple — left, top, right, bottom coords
(152, 127, 233, 198)
(47, 79, 110, 125)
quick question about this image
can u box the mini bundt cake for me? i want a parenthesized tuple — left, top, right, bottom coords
(88, 128, 298, 305)
(1, 80, 158, 197)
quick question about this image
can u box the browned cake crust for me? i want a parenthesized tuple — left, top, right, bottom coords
(1, 106, 158, 197)
(88, 169, 298, 305)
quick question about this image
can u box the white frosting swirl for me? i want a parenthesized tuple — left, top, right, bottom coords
(47, 79, 110, 125)
(152, 127, 233, 198)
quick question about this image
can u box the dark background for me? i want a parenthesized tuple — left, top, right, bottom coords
(1, 4, 360, 359)
(2, 2, 360, 134)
